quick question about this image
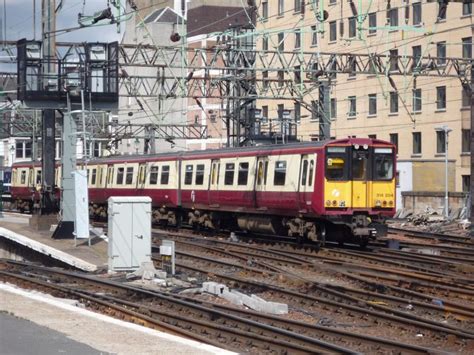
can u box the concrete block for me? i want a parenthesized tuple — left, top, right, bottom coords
(29, 214, 58, 231)
(202, 282, 229, 296)
(261, 301, 289, 315)
(220, 290, 244, 306)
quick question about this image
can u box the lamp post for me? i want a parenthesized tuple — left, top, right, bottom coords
(435, 125, 452, 217)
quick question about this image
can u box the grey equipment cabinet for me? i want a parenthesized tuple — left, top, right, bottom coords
(108, 196, 152, 271)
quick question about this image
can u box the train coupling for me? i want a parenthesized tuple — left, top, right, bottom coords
(353, 227, 377, 240)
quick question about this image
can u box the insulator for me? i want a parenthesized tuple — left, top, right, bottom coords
(170, 33, 181, 42)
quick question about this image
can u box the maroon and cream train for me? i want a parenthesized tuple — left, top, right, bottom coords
(11, 138, 396, 245)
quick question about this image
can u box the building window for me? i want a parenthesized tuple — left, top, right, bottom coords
(330, 98, 337, 119)
(262, 36, 268, 51)
(389, 49, 399, 71)
(15, 141, 32, 159)
(295, 65, 301, 84)
(462, 129, 471, 153)
(390, 91, 399, 113)
(311, 100, 318, 121)
(438, 2, 447, 21)
(294, 102, 301, 122)
(463, 0, 472, 15)
(368, 93, 377, 115)
(462, 175, 470, 193)
(262, 105, 268, 120)
(412, 2, 422, 25)
(262, 1, 268, 20)
(294, 30, 301, 49)
(436, 131, 447, 154)
(436, 42, 446, 65)
(436, 86, 446, 110)
(278, 0, 284, 16)
(412, 45, 421, 71)
(368, 134, 377, 139)
(294, 0, 302, 13)
(277, 70, 284, 87)
(348, 96, 356, 117)
(278, 32, 284, 51)
(462, 88, 470, 107)
(390, 133, 399, 154)
(329, 21, 337, 42)
(387, 7, 398, 26)
(277, 104, 284, 120)
(348, 17, 356, 38)
(311, 25, 317, 45)
(462, 37, 472, 59)
(368, 12, 376, 34)
(412, 132, 422, 154)
(262, 71, 269, 89)
(413, 88, 422, 112)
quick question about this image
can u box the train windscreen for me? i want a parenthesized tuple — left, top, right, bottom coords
(373, 148, 394, 181)
(326, 147, 348, 180)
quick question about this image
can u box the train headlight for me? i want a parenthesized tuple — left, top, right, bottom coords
(382, 200, 387, 207)
(332, 200, 337, 207)
(375, 200, 382, 207)
(326, 200, 331, 207)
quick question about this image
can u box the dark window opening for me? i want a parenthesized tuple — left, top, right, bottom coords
(274, 161, 287, 186)
(195, 164, 205, 185)
(225, 163, 235, 185)
(238, 162, 249, 186)
(126, 167, 134, 185)
(161, 166, 170, 185)
(373, 148, 394, 180)
(326, 147, 348, 180)
(184, 165, 193, 185)
(116, 167, 124, 185)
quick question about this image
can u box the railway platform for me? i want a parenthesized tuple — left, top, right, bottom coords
(0, 212, 106, 271)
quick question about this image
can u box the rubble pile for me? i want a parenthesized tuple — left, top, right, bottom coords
(391, 207, 471, 238)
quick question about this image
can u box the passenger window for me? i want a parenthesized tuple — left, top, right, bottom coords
(274, 161, 287, 186)
(185, 165, 193, 185)
(195, 164, 205, 185)
(224, 163, 235, 185)
(238, 162, 249, 185)
(116, 167, 124, 185)
(149, 166, 159, 185)
(20, 170, 26, 184)
(97, 168, 102, 186)
(91, 169, 97, 185)
(257, 161, 263, 185)
(308, 160, 314, 186)
(126, 167, 134, 185)
(161, 165, 170, 185)
(301, 160, 308, 186)
(29, 170, 33, 185)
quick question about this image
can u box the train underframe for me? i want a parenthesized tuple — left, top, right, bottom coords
(91, 203, 386, 247)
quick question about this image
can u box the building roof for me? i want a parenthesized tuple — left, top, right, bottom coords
(143, 7, 183, 24)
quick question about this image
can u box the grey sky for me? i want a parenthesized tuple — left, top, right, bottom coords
(3, 0, 122, 43)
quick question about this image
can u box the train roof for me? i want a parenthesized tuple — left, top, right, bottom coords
(12, 138, 394, 167)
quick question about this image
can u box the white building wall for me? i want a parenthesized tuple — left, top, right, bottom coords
(396, 162, 413, 210)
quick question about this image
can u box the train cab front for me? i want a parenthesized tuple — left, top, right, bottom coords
(322, 139, 396, 245)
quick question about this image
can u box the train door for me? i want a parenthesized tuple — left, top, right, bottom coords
(255, 157, 269, 208)
(351, 149, 369, 208)
(208, 159, 220, 205)
(298, 154, 315, 210)
(137, 164, 147, 195)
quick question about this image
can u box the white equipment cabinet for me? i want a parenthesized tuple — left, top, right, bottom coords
(108, 196, 152, 271)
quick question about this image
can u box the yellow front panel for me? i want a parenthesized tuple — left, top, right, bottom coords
(370, 180, 396, 209)
(352, 181, 368, 208)
(324, 180, 352, 208)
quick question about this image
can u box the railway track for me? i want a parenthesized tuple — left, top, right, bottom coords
(0, 259, 451, 354)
